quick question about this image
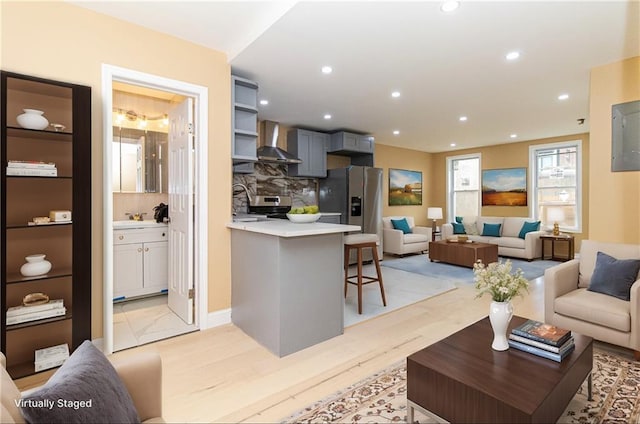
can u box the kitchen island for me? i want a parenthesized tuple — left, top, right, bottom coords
(227, 219, 360, 356)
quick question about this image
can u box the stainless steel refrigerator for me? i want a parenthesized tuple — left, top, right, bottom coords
(318, 166, 383, 261)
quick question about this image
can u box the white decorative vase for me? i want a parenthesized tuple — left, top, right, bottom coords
(16, 109, 49, 130)
(20, 254, 52, 277)
(489, 300, 513, 351)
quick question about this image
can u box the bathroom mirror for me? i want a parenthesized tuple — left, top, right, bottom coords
(112, 126, 168, 193)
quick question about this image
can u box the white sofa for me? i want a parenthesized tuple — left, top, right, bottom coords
(545, 240, 640, 357)
(441, 216, 545, 260)
(382, 216, 432, 256)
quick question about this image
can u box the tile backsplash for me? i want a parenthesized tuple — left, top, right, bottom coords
(113, 193, 168, 221)
(232, 163, 317, 214)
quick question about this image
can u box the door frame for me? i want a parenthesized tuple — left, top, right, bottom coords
(101, 64, 209, 354)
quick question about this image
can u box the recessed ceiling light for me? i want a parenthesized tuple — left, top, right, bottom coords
(440, 1, 460, 13)
(391, 91, 401, 98)
(506, 51, 520, 61)
(321, 66, 333, 74)
(324, 114, 332, 120)
(259, 99, 269, 106)
(393, 130, 400, 135)
(510, 134, 518, 138)
(558, 93, 569, 100)
(459, 116, 468, 122)
(450, 143, 457, 147)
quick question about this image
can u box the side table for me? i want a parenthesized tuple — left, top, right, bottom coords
(541, 234, 575, 261)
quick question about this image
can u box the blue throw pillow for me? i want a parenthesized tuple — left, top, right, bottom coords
(482, 223, 502, 237)
(518, 221, 541, 239)
(452, 222, 466, 234)
(588, 251, 640, 301)
(391, 218, 412, 234)
(455, 216, 463, 224)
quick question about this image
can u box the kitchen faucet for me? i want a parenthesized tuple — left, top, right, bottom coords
(232, 183, 252, 204)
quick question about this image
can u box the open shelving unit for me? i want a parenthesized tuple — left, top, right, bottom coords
(1, 71, 92, 379)
(231, 75, 258, 174)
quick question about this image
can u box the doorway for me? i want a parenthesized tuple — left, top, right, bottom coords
(102, 65, 209, 354)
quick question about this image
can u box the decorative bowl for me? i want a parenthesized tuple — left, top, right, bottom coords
(16, 109, 49, 130)
(458, 235, 469, 243)
(286, 213, 321, 223)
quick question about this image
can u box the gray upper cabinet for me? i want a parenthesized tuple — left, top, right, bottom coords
(287, 129, 328, 178)
(231, 76, 258, 172)
(329, 131, 374, 154)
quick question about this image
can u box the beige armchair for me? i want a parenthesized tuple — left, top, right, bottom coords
(1, 349, 163, 423)
(382, 216, 432, 256)
(544, 240, 640, 359)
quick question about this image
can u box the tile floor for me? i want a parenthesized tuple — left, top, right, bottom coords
(113, 295, 197, 352)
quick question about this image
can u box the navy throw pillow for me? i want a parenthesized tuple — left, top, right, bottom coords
(391, 218, 412, 234)
(588, 251, 640, 301)
(518, 221, 541, 239)
(452, 222, 466, 234)
(482, 223, 502, 237)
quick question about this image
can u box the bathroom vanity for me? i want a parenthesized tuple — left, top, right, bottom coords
(113, 221, 168, 301)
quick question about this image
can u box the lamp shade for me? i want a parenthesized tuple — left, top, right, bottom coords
(427, 207, 443, 220)
(547, 208, 565, 223)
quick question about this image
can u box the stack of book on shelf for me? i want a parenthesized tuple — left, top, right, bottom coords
(6, 160, 57, 177)
(6, 299, 66, 325)
(35, 343, 69, 372)
(508, 319, 575, 362)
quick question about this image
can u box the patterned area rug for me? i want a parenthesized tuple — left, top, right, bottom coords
(283, 348, 640, 423)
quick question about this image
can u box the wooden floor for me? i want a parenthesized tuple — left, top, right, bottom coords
(19, 273, 548, 423)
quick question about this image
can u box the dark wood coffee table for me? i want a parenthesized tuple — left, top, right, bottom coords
(429, 240, 498, 267)
(407, 316, 593, 423)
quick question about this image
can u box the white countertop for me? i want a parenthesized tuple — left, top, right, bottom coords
(319, 212, 341, 216)
(226, 219, 360, 237)
(113, 220, 169, 230)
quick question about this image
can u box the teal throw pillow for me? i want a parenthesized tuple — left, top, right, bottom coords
(518, 221, 541, 239)
(391, 218, 412, 234)
(452, 222, 466, 234)
(588, 251, 640, 301)
(455, 216, 463, 224)
(482, 223, 502, 237)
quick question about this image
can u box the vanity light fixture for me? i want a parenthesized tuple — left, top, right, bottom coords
(391, 91, 401, 98)
(321, 66, 333, 74)
(393, 130, 400, 135)
(139, 116, 148, 128)
(558, 93, 569, 100)
(324, 114, 332, 120)
(259, 99, 269, 105)
(506, 51, 520, 61)
(162, 114, 168, 126)
(440, 1, 460, 13)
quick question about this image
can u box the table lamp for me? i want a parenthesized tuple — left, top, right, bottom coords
(547, 208, 565, 236)
(427, 207, 443, 234)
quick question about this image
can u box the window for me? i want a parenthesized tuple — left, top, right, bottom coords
(529, 141, 582, 232)
(446, 154, 481, 222)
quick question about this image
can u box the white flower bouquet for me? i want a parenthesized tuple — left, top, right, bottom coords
(473, 260, 529, 302)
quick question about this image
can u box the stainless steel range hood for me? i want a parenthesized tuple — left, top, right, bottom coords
(257, 120, 302, 164)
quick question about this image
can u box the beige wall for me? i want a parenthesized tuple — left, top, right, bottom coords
(589, 56, 640, 244)
(374, 143, 433, 227)
(1, 2, 232, 338)
(430, 133, 590, 249)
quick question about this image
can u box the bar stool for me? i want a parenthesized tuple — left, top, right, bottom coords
(344, 233, 386, 315)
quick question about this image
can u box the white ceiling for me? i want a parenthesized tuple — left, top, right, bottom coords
(72, 1, 639, 153)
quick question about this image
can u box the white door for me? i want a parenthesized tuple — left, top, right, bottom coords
(167, 98, 194, 324)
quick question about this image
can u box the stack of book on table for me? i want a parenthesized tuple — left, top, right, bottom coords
(6, 299, 66, 325)
(6, 160, 57, 177)
(508, 319, 574, 362)
(35, 343, 69, 372)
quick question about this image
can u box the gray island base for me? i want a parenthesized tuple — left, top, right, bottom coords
(227, 220, 360, 357)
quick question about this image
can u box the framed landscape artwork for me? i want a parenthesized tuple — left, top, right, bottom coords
(481, 168, 527, 206)
(389, 168, 422, 206)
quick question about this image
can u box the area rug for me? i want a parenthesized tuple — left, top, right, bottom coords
(283, 348, 640, 423)
(382, 254, 558, 283)
(344, 265, 456, 327)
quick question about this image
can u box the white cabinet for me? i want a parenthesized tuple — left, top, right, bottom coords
(113, 227, 168, 300)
